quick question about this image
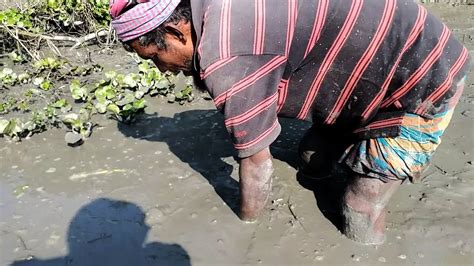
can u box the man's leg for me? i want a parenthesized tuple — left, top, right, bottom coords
(342, 175, 402, 245)
(340, 101, 460, 244)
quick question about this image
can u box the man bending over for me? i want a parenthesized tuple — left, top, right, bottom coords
(109, 0, 471, 244)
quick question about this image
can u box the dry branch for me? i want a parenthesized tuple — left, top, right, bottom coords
(0, 25, 111, 55)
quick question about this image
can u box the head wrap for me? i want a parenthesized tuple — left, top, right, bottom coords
(110, 0, 181, 42)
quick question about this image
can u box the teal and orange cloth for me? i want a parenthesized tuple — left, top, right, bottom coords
(342, 77, 466, 182)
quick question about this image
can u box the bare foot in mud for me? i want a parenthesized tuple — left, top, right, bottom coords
(342, 176, 401, 245)
(239, 159, 273, 222)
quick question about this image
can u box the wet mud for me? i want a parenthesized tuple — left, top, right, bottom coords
(1, 3, 474, 266)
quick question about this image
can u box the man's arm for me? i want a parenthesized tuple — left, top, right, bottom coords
(239, 147, 274, 222)
(201, 55, 286, 221)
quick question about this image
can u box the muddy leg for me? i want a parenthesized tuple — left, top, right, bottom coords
(342, 175, 402, 245)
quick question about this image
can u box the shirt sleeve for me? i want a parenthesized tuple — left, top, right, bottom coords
(202, 55, 287, 158)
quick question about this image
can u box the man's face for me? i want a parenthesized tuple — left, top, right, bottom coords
(129, 22, 194, 75)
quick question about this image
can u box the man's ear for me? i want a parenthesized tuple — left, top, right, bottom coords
(164, 23, 187, 43)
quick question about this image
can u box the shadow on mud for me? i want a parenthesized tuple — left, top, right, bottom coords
(116, 109, 345, 232)
(11, 198, 191, 266)
(117, 110, 241, 215)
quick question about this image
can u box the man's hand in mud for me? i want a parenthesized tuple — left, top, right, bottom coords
(239, 147, 273, 222)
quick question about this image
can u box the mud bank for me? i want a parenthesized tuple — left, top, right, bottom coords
(1, 3, 474, 266)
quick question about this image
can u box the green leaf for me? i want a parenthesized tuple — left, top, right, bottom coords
(106, 103, 120, 115)
(40, 80, 52, 91)
(8, 52, 23, 63)
(0, 119, 9, 134)
(79, 108, 91, 122)
(47, 0, 59, 9)
(116, 92, 135, 106)
(95, 85, 115, 102)
(94, 87, 107, 102)
(3, 118, 22, 136)
(18, 101, 30, 111)
(62, 113, 79, 124)
(25, 88, 42, 97)
(18, 73, 31, 83)
(1, 68, 14, 77)
(133, 98, 146, 109)
(94, 100, 109, 114)
(140, 75, 154, 88)
(1, 69, 18, 85)
(155, 79, 170, 89)
(73, 66, 90, 76)
(138, 61, 150, 73)
(105, 86, 116, 99)
(134, 89, 146, 99)
(23, 121, 36, 131)
(51, 99, 68, 108)
(123, 73, 138, 88)
(70, 80, 88, 101)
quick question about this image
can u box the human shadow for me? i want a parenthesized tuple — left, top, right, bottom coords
(116, 109, 345, 232)
(296, 173, 347, 232)
(117, 110, 241, 215)
(294, 127, 354, 233)
(11, 198, 191, 266)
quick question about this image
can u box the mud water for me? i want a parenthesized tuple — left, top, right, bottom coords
(1, 3, 474, 266)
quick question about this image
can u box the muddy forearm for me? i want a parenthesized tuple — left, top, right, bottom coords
(239, 147, 274, 221)
(239, 147, 273, 181)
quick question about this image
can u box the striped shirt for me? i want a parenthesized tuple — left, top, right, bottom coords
(190, 0, 472, 158)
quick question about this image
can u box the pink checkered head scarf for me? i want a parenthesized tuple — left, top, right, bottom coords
(110, 0, 181, 42)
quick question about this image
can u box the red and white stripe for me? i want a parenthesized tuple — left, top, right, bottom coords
(225, 92, 278, 127)
(285, 0, 298, 56)
(361, 4, 428, 119)
(234, 119, 279, 150)
(380, 24, 451, 108)
(353, 116, 404, 133)
(304, 0, 329, 59)
(297, 0, 364, 120)
(277, 79, 289, 113)
(253, 0, 266, 55)
(415, 47, 469, 114)
(214, 56, 287, 107)
(219, 0, 232, 59)
(325, 0, 396, 124)
(201, 56, 237, 79)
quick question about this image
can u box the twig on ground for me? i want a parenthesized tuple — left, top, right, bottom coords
(2, 26, 39, 61)
(70, 30, 109, 49)
(287, 197, 308, 233)
(46, 39, 62, 57)
(0, 26, 110, 52)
